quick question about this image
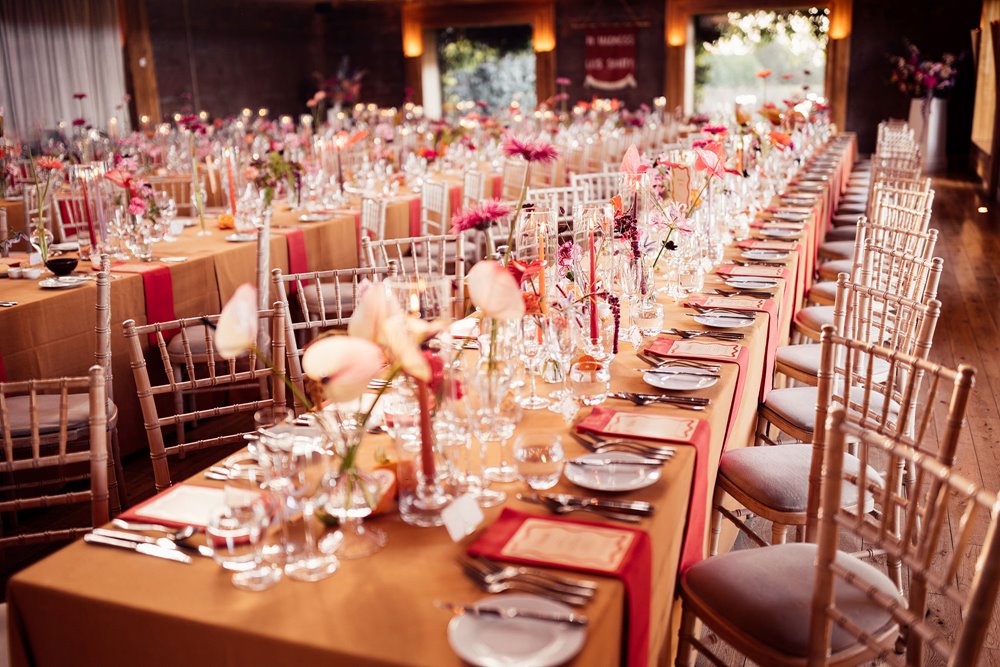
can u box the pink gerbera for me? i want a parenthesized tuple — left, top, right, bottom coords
(449, 199, 512, 233)
(502, 135, 559, 164)
(35, 156, 64, 172)
(128, 196, 147, 216)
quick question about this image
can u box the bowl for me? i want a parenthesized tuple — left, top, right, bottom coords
(8, 267, 23, 279)
(22, 268, 42, 280)
(45, 257, 79, 276)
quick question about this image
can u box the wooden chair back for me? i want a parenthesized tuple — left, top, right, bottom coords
(570, 171, 624, 204)
(361, 234, 467, 316)
(859, 238, 943, 303)
(147, 176, 193, 216)
(420, 180, 450, 236)
(122, 304, 287, 491)
(500, 159, 528, 201)
(811, 401, 996, 666)
(526, 184, 582, 227)
(272, 266, 393, 410)
(462, 170, 487, 210)
(0, 366, 109, 547)
(52, 194, 87, 242)
(360, 196, 387, 242)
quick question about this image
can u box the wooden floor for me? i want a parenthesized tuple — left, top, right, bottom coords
(3, 174, 1000, 664)
(694, 174, 1000, 666)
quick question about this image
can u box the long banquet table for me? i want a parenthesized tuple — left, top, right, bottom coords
(5, 135, 854, 666)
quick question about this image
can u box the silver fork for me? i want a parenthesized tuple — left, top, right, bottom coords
(460, 561, 591, 606)
(473, 556, 598, 595)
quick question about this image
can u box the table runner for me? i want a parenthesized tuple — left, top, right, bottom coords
(409, 196, 421, 236)
(111, 262, 177, 342)
(577, 406, 710, 574)
(272, 228, 308, 294)
(685, 294, 778, 398)
(469, 507, 652, 667)
(715, 264, 796, 333)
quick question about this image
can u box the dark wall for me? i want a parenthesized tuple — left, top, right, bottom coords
(322, 3, 405, 107)
(555, 0, 665, 108)
(147, 0, 325, 118)
(846, 0, 982, 162)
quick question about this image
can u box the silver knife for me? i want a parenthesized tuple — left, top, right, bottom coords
(84, 533, 194, 564)
(543, 493, 655, 515)
(93, 528, 212, 558)
(639, 367, 720, 378)
(568, 457, 663, 468)
(435, 600, 589, 626)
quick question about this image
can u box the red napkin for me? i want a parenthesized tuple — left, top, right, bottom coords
(408, 196, 421, 237)
(273, 228, 309, 295)
(736, 239, 799, 252)
(469, 508, 652, 667)
(448, 184, 462, 218)
(112, 262, 177, 343)
(577, 406, 711, 573)
(491, 174, 503, 199)
(0, 353, 7, 382)
(686, 294, 778, 398)
(643, 338, 749, 450)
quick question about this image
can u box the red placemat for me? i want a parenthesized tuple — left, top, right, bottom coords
(577, 406, 710, 573)
(736, 239, 799, 252)
(112, 262, 177, 343)
(408, 196, 421, 237)
(686, 294, 778, 398)
(643, 338, 749, 450)
(491, 174, 503, 199)
(469, 508, 652, 667)
(448, 183, 462, 218)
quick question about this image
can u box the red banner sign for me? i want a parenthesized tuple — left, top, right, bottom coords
(584, 28, 638, 90)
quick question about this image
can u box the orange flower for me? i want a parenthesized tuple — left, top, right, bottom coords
(756, 69, 773, 79)
(768, 131, 793, 151)
(35, 156, 64, 171)
(609, 194, 623, 215)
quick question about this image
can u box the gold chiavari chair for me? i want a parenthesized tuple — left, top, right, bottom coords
(718, 290, 946, 567)
(0, 366, 109, 549)
(462, 170, 487, 210)
(819, 185, 934, 263)
(500, 159, 528, 201)
(272, 265, 392, 412)
(681, 398, 996, 667)
(361, 234, 467, 317)
(147, 176, 193, 217)
(526, 184, 582, 231)
(825, 176, 932, 242)
(122, 304, 286, 491)
(360, 195, 387, 243)
(51, 193, 87, 243)
(570, 171, 624, 204)
(420, 180, 450, 236)
(795, 237, 942, 343)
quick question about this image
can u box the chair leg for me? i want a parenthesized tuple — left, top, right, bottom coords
(171, 364, 186, 450)
(675, 601, 697, 667)
(108, 425, 128, 512)
(754, 412, 770, 445)
(709, 485, 724, 557)
(772, 523, 788, 545)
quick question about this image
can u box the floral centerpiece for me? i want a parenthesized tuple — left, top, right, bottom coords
(890, 44, 958, 99)
(27, 155, 65, 262)
(246, 151, 303, 208)
(500, 134, 559, 252)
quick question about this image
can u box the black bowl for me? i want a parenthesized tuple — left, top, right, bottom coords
(45, 257, 79, 276)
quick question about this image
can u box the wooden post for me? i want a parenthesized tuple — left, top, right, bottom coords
(119, 0, 161, 126)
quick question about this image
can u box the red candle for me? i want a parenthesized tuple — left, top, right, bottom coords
(225, 149, 237, 216)
(416, 379, 436, 484)
(588, 220, 598, 341)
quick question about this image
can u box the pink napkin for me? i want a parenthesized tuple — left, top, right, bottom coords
(111, 262, 177, 343)
(273, 228, 308, 294)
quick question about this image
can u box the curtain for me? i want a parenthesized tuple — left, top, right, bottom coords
(0, 0, 129, 138)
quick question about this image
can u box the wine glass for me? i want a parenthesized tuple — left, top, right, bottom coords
(514, 434, 564, 490)
(517, 316, 550, 410)
(207, 492, 282, 592)
(543, 304, 577, 413)
(569, 360, 610, 406)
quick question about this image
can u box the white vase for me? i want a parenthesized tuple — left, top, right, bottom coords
(907, 97, 947, 172)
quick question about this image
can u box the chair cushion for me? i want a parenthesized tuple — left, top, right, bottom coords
(819, 259, 853, 281)
(2, 394, 116, 438)
(807, 280, 837, 304)
(824, 226, 858, 242)
(832, 212, 862, 227)
(682, 543, 899, 657)
(819, 240, 855, 260)
(167, 325, 260, 360)
(776, 343, 889, 381)
(763, 386, 900, 433)
(794, 306, 833, 335)
(719, 443, 883, 514)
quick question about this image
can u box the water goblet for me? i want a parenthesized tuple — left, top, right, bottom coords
(569, 360, 610, 407)
(517, 316, 550, 410)
(514, 435, 564, 490)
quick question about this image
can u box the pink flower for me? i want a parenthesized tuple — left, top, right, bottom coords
(702, 124, 728, 135)
(72, 118, 86, 127)
(467, 260, 525, 320)
(302, 336, 385, 403)
(449, 199, 512, 233)
(556, 77, 571, 86)
(72, 92, 87, 100)
(620, 144, 648, 178)
(35, 156, 64, 172)
(694, 147, 726, 179)
(502, 135, 559, 163)
(215, 284, 258, 359)
(128, 196, 147, 216)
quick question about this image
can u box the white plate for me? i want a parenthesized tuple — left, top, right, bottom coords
(298, 213, 332, 223)
(225, 233, 257, 243)
(693, 312, 755, 329)
(564, 451, 662, 492)
(741, 249, 789, 261)
(781, 196, 815, 206)
(724, 277, 779, 290)
(794, 183, 824, 192)
(177, 217, 198, 227)
(642, 368, 719, 392)
(160, 256, 189, 263)
(758, 227, 800, 238)
(50, 242, 80, 252)
(448, 594, 587, 667)
(38, 276, 88, 289)
(772, 211, 808, 222)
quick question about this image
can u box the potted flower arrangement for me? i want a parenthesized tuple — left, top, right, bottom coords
(890, 43, 959, 171)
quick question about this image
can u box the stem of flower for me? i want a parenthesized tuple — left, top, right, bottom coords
(504, 161, 531, 253)
(652, 227, 674, 269)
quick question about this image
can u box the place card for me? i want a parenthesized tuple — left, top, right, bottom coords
(442, 493, 484, 542)
(578, 406, 706, 445)
(501, 518, 635, 571)
(119, 484, 254, 528)
(716, 264, 787, 278)
(742, 240, 798, 251)
(700, 295, 766, 310)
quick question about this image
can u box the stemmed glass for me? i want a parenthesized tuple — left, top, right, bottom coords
(543, 303, 577, 413)
(156, 192, 179, 242)
(517, 316, 550, 410)
(206, 472, 282, 591)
